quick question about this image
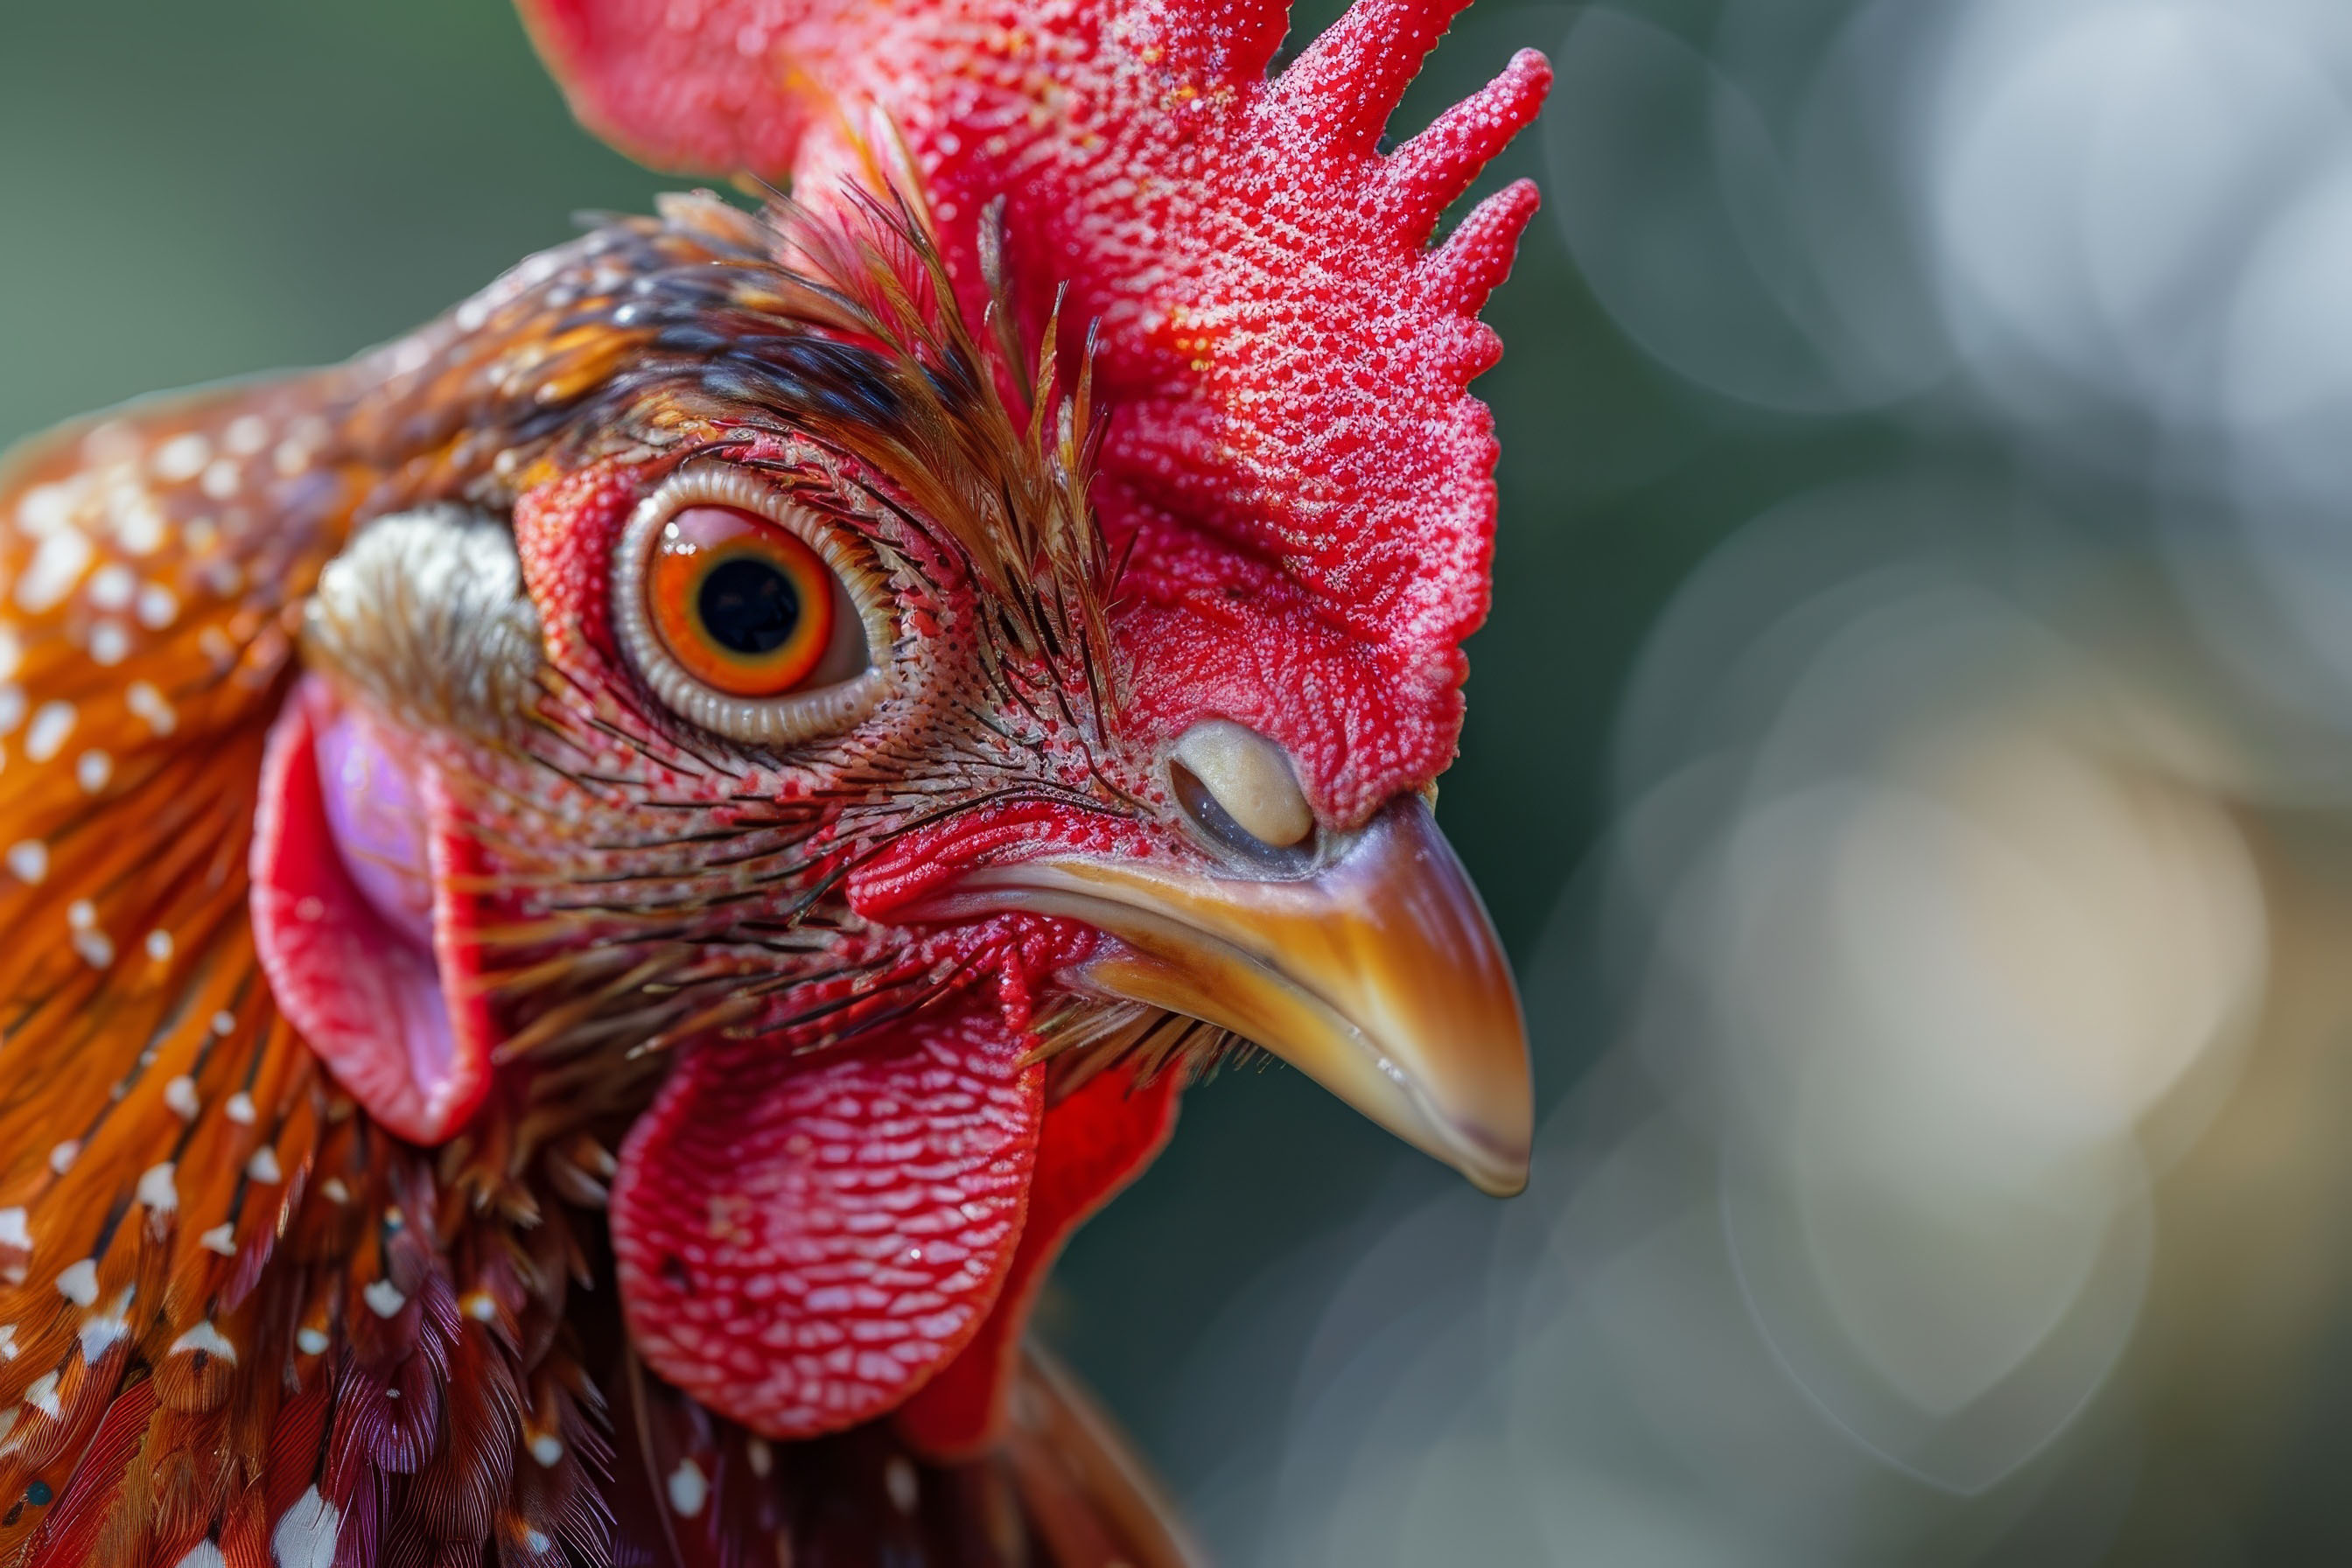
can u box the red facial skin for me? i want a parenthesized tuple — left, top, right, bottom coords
(499, 444, 1192, 1441)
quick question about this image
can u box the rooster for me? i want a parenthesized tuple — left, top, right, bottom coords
(0, 0, 1546, 1561)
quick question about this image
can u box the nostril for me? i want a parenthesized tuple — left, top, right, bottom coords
(1169, 720, 1316, 858)
(1171, 761, 1319, 872)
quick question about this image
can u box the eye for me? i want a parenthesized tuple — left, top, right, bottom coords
(648, 508, 835, 695)
(613, 463, 893, 746)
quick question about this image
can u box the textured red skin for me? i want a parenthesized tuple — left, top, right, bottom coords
(518, 0, 1550, 825)
(514, 458, 651, 678)
(846, 799, 1170, 925)
(895, 1064, 1183, 1457)
(608, 1005, 1046, 1438)
(513, 444, 1200, 1441)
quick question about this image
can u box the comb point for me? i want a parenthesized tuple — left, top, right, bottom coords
(1274, 0, 1478, 154)
(1380, 48, 1552, 245)
(1425, 176, 1543, 317)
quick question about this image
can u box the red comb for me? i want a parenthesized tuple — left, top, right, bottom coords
(520, 0, 1548, 819)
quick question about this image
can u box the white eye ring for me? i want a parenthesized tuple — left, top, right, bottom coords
(611, 461, 896, 748)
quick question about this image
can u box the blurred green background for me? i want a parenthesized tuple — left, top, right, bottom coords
(23, 3, 2352, 1564)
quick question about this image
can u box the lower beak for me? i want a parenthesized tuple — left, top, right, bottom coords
(944, 798, 1531, 1196)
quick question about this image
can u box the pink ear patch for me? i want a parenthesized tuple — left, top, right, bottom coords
(249, 676, 495, 1144)
(608, 1010, 1045, 1439)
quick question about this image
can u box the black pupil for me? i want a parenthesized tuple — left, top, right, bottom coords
(697, 556, 802, 655)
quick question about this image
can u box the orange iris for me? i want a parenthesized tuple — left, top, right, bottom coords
(647, 505, 837, 696)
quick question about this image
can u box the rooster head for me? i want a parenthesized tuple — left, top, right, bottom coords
(0, 0, 1545, 1558)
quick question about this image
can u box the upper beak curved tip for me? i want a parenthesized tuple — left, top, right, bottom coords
(957, 797, 1535, 1197)
(1449, 1123, 1532, 1200)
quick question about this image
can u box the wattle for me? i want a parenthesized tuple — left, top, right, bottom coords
(608, 1005, 1046, 1438)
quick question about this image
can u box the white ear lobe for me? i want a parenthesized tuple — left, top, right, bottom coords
(303, 505, 542, 738)
(1171, 719, 1315, 849)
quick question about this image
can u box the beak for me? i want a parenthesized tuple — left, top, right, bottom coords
(943, 798, 1532, 1196)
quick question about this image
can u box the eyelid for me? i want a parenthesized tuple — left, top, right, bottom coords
(612, 461, 897, 747)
